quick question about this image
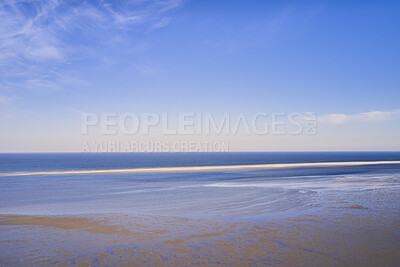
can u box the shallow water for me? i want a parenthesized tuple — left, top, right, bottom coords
(1, 164, 400, 221)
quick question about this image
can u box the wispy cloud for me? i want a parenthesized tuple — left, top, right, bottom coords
(0, 0, 182, 92)
(0, 0, 63, 64)
(0, 94, 20, 119)
(319, 109, 400, 124)
(67, 107, 85, 115)
(0, 95, 12, 105)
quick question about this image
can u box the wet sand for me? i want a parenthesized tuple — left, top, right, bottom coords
(1, 211, 399, 266)
(1, 160, 400, 177)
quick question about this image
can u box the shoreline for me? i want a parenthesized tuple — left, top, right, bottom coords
(1, 160, 400, 177)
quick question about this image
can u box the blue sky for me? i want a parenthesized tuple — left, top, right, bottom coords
(0, 0, 399, 152)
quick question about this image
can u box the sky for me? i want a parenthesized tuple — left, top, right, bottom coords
(0, 0, 399, 152)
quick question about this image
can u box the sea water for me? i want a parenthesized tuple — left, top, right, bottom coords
(1, 152, 399, 220)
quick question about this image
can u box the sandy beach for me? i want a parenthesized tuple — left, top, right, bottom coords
(2, 160, 400, 177)
(1, 211, 399, 266)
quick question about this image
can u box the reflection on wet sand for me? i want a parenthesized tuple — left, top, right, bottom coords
(1, 212, 399, 266)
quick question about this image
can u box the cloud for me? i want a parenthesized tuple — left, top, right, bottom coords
(0, 0, 64, 64)
(0, 94, 20, 119)
(26, 46, 64, 61)
(151, 17, 171, 30)
(0, 0, 182, 92)
(67, 107, 85, 115)
(0, 95, 12, 105)
(319, 109, 400, 124)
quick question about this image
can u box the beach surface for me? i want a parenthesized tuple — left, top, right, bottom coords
(1, 160, 400, 177)
(1, 211, 399, 266)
